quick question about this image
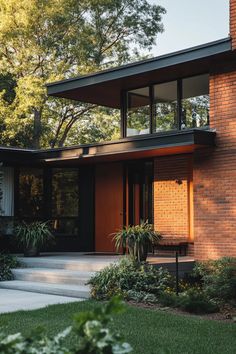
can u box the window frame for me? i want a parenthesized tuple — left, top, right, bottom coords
(121, 73, 209, 138)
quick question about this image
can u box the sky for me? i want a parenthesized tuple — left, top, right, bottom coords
(149, 0, 229, 56)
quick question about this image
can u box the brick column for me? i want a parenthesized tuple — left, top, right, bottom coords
(193, 71, 236, 260)
(230, 0, 236, 49)
(154, 155, 192, 243)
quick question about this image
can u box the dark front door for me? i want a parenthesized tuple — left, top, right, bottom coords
(127, 161, 153, 225)
(95, 162, 124, 252)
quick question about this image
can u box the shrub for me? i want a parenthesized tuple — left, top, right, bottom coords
(0, 297, 133, 354)
(176, 288, 219, 314)
(158, 291, 178, 307)
(89, 257, 173, 303)
(194, 257, 236, 304)
(158, 288, 219, 314)
(0, 253, 21, 281)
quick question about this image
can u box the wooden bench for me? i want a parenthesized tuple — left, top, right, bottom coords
(153, 240, 189, 256)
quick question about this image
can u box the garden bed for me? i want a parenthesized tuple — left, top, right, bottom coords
(128, 301, 236, 323)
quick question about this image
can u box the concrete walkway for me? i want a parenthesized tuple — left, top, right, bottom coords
(0, 289, 81, 314)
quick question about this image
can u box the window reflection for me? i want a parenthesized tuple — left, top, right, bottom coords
(126, 87, 150, 136)
(51, 168, 79, 218)
(181, 74, 209, 129)
(18, 168, 44, 218)
(51, 168, 79, 236)
(124, 74, 210, 136)
(153, 81, 178, 132)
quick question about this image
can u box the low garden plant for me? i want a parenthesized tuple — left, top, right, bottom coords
(193, 257, 236, 306)
(89, 256, 236, 315)
(0, 253, 21, 281)
(89, 257, 173, 303)
(0, 297, 132, 354)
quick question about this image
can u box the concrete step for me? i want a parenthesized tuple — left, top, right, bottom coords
(0, 281, 90, 299)
(18, 257, 115, 272)
(12, 268, 95, 286)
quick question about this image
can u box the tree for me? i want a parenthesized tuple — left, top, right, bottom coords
(0, 0, 166, 148)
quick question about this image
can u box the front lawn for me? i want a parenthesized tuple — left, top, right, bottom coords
(0, 300, 235, 354)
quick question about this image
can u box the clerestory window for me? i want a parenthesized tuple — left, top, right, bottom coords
(124, 74, 209, 137)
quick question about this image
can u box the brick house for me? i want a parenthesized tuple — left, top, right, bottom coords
(0, 1, 236, 260)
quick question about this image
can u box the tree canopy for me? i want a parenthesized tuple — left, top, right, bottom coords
(0, 0, 166, 148)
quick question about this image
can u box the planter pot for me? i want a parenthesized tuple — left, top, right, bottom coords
(24, 245, 39, 257)
(128, 241, 149, 262)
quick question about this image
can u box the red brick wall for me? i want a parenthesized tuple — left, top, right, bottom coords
(230, 0, 236, 49)
(193, 71, 236, 260)
(154, 155, 193, 243)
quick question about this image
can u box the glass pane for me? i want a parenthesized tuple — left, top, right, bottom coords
(182, 74, 209, 129)
(153, 81, 178, 132)
(51, 168, 79, 217)
(126, 87, 150, 136)
(18, 168, 44, 217)
(51, 218, 79, 236)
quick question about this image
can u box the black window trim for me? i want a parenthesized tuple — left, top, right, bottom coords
(121, 73, 209, 138)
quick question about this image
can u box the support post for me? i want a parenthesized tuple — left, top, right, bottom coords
(175, 251, 179, 295)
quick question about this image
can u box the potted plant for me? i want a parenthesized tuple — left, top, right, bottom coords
(15, 221, 54, 257)
(112, 221, 162, 262)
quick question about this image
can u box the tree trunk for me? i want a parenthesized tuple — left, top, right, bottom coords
(32, 108, 42, 149)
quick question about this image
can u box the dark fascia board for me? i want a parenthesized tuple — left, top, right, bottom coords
(0, 146, 34, 153)
(36, 129, 216, 162)
(0, 129, 216, 164)
(47, 38, 232, 96)
(0, 146, 35, 164)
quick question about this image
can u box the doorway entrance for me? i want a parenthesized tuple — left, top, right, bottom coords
(127, 161, 153, 226)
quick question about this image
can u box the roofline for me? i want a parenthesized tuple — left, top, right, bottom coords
(47, 37, 232, 95)
(0, 128, 215, 156)
(0, 146, 35, 153)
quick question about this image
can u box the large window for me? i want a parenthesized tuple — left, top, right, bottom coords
(153, 81, 178, 132)
(51, 168, 79, 236)
(125, 74, 209, 136)
(181, 74, 209, 129)
(18, 168, 44, 218)
(127, 87, 150, 136)
(17, 168, 79, 237)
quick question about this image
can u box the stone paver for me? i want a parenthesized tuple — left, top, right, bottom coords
(0, 289, 82, 314)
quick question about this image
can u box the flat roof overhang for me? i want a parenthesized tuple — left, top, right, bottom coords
(0, 146, 34, 164)
(36, 129, 216, 166)
(47, 38, 233, 108)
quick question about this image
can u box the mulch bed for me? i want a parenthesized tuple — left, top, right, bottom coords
(127, 301, 236, 323)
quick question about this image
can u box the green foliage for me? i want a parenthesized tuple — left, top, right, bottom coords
(193, 257, 236, 304)
(0, 253, 21, 281)
(159, 288, 219, 314)
(72, 297, 132, 353)
(0, 0, 166, 148)
(176, 289, 219, 314)
(113, 221, 162, 262)
(89, 257, 173, 302)
(0, 297, 132, 354)
(15, 221, 54, 254)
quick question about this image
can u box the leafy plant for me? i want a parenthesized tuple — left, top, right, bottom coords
(113, 221, 162, 262)
(0, 253, 21, 281)
(0, 297, 133, 354)
(89, 257, 173, 303)
(159, 288, 219, 314)
(72, 297, 132, 353)
(15, 221, 54, 256)
(176, 288, 219, 314)
(193, 257, 236, 304)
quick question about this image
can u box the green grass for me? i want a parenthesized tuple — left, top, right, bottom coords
(0, 300, 235, 354)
